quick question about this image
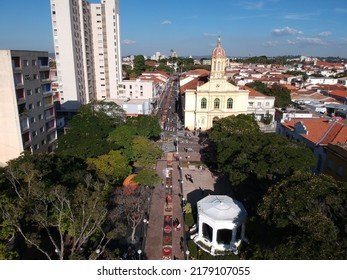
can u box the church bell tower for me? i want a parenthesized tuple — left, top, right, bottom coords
(210, 36, 226, 80)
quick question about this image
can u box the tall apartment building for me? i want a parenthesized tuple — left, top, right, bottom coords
(0, 50, 57, 166)
(50, 0, 122, 105)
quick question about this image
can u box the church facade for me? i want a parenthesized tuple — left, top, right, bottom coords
(184, 37, 249, 131)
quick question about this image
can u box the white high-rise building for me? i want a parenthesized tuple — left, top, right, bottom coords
(50, 0, 122, 105)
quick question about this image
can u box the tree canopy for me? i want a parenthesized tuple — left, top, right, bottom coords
(209, 114, 315, 186)
(246, 81, 292, 108)
(0, 153, 123, 260)
(255, 172, 347, 259)
(55, 101, 125, 159)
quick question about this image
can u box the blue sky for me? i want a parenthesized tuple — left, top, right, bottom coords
(0, 0, 347, 58)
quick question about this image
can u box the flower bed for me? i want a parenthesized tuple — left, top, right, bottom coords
(162, 246, 172, 256)
(163, 225, 172, 233)
(163, 235, 172, 245)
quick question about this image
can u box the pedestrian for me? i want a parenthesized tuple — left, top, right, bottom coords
(165, 196, 169, 206)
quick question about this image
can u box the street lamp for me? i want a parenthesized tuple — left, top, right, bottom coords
(186, 250, 190, 260)
(138, 249, 142, 260)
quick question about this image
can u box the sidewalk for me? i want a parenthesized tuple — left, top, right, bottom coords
(144, 155, 185, 260)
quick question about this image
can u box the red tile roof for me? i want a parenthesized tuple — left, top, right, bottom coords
(330, 90, 347, 99)
(179, 76, 208, 94)
(242, 86, 265, 97)
(281, 118, 347, 145)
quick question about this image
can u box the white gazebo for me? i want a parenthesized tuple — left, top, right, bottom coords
(194, 195, 247, 255)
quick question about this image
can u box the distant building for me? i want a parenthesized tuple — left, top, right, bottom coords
(324, 143, 347, 182)
(277, 118, 347, 173)
(50, 0, 122, 105)
(0, 50, 57, 166)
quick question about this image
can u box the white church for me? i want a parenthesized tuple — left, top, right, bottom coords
(183, 37, 275, 131)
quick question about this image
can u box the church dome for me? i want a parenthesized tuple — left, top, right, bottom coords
(212, 36, 225, 57)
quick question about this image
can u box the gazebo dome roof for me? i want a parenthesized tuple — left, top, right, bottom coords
(197, 195, 246, 223)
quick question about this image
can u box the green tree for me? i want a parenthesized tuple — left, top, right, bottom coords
(209, 114, 260, 142)
(108, 125, 136, 160)
(133, 55, 146, 76)
(269, 84, 292, 108)
(132, 136, 163, 169)
(56, 101, 125, 159)
(87, 150, 132, 184)
(256, 172, 347, 259)
(127, 115, 162, 139)
(209, 115, 315, 186)
(134, 168, 160, 187)
(0, 154, 122, 260)
(246, 81, 269, 95)
(247, 82, 291, 108)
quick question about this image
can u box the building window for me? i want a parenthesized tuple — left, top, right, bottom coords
(36, 101, 41, 107)
(32, 60, 37, 66)
(30, 117, 35, 123)
(338, 166, 343, 177)
(26, 89, 32, 96)
(265, 102, 270, 107)
(32, 130, 37, 137)
(227, 98, 233, 109)
(28, 103, 33, 110)
(257, 102, 261, 107)
(40, 127, 44, 133)
(38, 114, 43, 120)
(201, 98, 207, 109)
(214, 98, 220, 109)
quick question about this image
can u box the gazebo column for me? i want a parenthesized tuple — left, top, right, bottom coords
(212, 227, 218, 248)
(198, 218, 204, 239)
(231, 227, 237, 244)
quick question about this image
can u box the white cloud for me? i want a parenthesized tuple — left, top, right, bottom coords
(203, 33, 219, 37)
(296, 37, 326, 45)
(272, 26, 303, 36)
(318, 31, 332, 37)
(287, 40, 296, 45)
(284, 12, 319, 20)
(335, 8, 347, 13)
(122, 39, 136, 45)
(161, 20, 172, 25)
(242, 1, 265, 10)
(263, 41, 278, 47)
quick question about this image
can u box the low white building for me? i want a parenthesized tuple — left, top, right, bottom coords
(307, 77, 338, 85)
(107, 98, 151, 116)
(194, 195, 247, 255)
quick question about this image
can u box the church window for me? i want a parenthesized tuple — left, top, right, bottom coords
(227, 98, 233, 109)
(214, 98, 220, 109)
(213, 61, 216, 71)
(218, 61, 221, 71)
(201, 98, 207, 109)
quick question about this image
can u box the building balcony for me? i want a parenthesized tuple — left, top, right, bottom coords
(38, 57, 49, 69)
(41, 84, 52, 95)
(46, 120, 56, 133)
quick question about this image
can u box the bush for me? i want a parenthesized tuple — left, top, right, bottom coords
(184, 211, 195, 227)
